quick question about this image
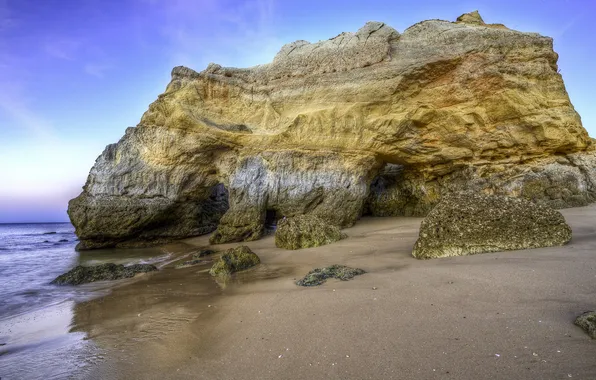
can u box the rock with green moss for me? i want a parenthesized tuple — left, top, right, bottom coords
(412, 192, 572, 259)
(209, 246, 260, 276)
(209, 209, 264, 244)
(296, 265, 365, 286)
(51, 263, 158, 285)
(575, 311, 596, 339)
(275, 215, 346, 250)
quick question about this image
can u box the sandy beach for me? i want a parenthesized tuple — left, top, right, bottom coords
(65, 205, 596, 379)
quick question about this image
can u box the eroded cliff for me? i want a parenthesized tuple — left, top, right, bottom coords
(69, 11, 596, 249)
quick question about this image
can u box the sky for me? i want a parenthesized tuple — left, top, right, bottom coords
(0, 0, 594, 223)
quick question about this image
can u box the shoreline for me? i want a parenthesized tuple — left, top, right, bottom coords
(69, 207, 596, 379)
(3, 207, 596, 379)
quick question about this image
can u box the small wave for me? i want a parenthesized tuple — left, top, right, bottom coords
(130, 253, 173, 266)
(42, 232, 57, 235)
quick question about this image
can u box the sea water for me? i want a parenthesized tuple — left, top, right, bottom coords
(0, 223, 173, 379)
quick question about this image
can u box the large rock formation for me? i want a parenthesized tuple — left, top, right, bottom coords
(69, 11, 596, 249)
(412, 192, 572, 259)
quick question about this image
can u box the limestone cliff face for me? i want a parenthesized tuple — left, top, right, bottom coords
(69, 11, 595, 249)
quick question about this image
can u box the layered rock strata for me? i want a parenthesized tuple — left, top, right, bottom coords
(69, 11, 595, 249)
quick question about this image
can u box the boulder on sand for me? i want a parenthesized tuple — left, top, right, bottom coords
(575, 311, 596, 339)
(275, 214, 345, 250)
(412, 192, 572, 259)
(209, 246, 260, 276)
(51, 263, 158, 285)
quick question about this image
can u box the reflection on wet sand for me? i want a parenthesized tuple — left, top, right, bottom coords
(74, 211, 596, 380)
(0, 241, 203, 380)
(72, 237, 304, 378)
(0, 301, 98, 379)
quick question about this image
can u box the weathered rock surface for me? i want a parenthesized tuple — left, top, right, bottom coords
(209, 246, 260, 276)
(296, 265, 366, 286)
(275, 214, 345, 250)
(69, 11, 595, 249)
(575, 311, 596, 339)
(412, 193, 572, 259)
(366, 152, 596, 217)
(51, 263, 158, 285)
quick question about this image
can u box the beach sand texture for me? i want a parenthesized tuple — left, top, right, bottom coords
(74, 205, 596, 379)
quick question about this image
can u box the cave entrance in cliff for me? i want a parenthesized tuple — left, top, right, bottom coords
(363, 163, 405, 217)
(264, 209, 280, 233)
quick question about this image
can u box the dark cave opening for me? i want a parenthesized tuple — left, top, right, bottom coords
(264, 209, 279, 233)
(363, 163, 404, 216)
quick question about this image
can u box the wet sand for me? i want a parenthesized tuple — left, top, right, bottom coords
(75, 206, 596, 379)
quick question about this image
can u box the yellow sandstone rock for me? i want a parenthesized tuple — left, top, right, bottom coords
(69, 12, 596, 249)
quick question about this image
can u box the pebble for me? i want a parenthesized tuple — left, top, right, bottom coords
(372, 287, 378, 290)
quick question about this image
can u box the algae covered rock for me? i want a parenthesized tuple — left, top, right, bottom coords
(275, 215, 346, 250)
(412, 192, 572, 259)
(575, 311, 596, 339)
(296, 265, 365, 286)
(209, 208, 264, 245)
(209, 246, 260, 276)
(51, 263, 158, 285)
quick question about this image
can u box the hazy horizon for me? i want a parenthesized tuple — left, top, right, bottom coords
(1, 0, 594, 223)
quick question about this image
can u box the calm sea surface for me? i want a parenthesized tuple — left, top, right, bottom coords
(0, 223, 173, 379)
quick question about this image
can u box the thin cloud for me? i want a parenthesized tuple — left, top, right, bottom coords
(0, 86, 57, 141)
(0, 53, 57, 141)
(0, 0, 16, 33)
(552, 16, 581, 39)
(84, 62, 112, 78)
(44, 38, 81, 60)
(142, 0, 283, 69)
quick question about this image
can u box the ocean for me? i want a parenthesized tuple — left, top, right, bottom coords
(0, 223, 173, 379)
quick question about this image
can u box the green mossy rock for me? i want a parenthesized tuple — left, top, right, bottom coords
(51, 263, 158, 285)
(412, 192, 572, 259)
(296, 265, 365, 286)
(575, 311, 596, 339)
(209, 246, 260, 276)
(275, 215, 345, 250)
(209, 209, 264, 245)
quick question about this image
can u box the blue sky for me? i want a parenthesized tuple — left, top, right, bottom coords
(0, 0, 594, 223)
